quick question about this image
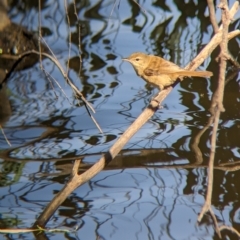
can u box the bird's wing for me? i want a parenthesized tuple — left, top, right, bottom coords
(144, 59, 182, 76)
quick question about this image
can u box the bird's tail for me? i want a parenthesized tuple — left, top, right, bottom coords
(176, 70, 213, 78)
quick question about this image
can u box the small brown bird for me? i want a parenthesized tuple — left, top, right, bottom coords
(122, 52, 213, 90)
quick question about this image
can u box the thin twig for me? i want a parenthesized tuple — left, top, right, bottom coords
(1, 51, 94, 111)
(131, 0, 146, 13)
(110, 0, 146, 20)
(109, 0, 119, 20)
(73, 0, 82, 74)
(42, 68, 70, 101)
(207, 0, 219, 33)
(71, 159, 82, 176)
(64, 0, 71, 74)
(0, 124, 11, 146)
(38, 0, 43, 66)
(1, 50, 103, 133)
(226, 52, 240, 68)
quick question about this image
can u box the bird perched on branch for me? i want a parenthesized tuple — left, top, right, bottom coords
(123, 52, 213, 90)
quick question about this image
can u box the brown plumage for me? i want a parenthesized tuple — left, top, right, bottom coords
(123, 52, 213, 90)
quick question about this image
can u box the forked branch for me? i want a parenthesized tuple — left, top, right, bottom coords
(34, 1, 240, 228)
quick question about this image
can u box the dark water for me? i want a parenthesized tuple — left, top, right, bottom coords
(0, 0, 240, 239)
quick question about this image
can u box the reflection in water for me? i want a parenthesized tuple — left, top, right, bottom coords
(2, 157, 240, 239)
(0, 0, 240, 239)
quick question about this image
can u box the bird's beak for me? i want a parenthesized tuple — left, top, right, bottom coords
(122, 58, 130, 62)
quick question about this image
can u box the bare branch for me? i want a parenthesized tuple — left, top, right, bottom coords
(33, 1, 240, 228)
(198, 0, 232, 226)
(207, 0, 219, 33)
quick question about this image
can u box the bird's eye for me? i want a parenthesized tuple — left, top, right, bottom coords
(135, 58, 140, 61)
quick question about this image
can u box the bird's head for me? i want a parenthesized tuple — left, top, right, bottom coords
(122, 52, 149, 73)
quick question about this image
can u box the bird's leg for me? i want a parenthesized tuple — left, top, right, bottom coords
(151, 86, 164, 109)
